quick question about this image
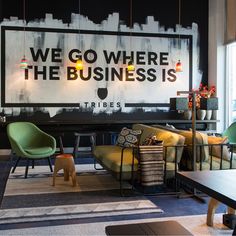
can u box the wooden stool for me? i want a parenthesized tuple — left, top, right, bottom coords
(53, 154, 77, 187)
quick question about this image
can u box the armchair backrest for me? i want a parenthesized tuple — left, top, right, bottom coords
(223, 122, 236, 143)
(7, 122, 56, 157)
(7, 122, 40, 147)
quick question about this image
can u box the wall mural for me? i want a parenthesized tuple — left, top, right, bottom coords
(0, 1, 206, 122)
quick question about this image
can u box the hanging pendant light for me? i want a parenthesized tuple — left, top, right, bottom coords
(20, 55, 28, 69)
(76, 0, 83, 71)
(20, 0, 28, 69)
(75, 55, 83, 71)
(127, 60, 135, 71)
(175, 59, 183, 72)
(175, 0, 183, 73)
(127, 0, 135, 71)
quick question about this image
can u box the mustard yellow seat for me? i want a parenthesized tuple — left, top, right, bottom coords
(93, 145, 139, 180)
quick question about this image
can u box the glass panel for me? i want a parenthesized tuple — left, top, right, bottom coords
(227, 43, 236, 124)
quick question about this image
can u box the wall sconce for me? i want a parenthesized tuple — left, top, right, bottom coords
(20, 0, 28, 69)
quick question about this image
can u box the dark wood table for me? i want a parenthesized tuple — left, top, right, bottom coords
(176, 170, 236, 228)
(105, 220, 192, 235)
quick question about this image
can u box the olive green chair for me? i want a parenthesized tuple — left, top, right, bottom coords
(7, 122, 56, 178)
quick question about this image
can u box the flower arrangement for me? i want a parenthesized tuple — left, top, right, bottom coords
(188, 83, 216, 109)
(198, 83, 216, 98)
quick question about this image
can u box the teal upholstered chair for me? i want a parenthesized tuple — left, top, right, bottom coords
(223, 122, 236, 144)
(7, 122, 56, 178)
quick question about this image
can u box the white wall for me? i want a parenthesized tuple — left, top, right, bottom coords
(208, 0, 226, 132)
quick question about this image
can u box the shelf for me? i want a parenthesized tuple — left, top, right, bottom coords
(154, 120, 219, 124)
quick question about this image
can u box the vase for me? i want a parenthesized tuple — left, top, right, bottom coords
(197, 109, 206, 120)
(183, 110, 192, 120)
(205, 110, 213, 120)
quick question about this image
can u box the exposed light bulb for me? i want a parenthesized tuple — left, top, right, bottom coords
(175, 60, 183, 72)
(20, 56, 28, 69)
(127, 60, 135, 71)
(75, 56, 83, 71)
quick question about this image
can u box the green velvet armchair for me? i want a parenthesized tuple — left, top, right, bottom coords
(7, 122, 56, 178)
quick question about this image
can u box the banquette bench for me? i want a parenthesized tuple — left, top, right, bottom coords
(93, 123, 185, 193)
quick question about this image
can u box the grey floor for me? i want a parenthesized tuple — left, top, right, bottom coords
(0, 155, 232, 235)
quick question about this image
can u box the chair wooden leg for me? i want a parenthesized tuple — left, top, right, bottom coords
(12, 156, 21, 173)
(25, 159, 30, 178)
(47, 157, 53, 172)
(32, 160, 35, 169)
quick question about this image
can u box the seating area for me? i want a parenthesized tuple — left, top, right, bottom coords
(93, 124, 185, 192)
(93, 123, 236, 194)
(1, 0, 236, 235)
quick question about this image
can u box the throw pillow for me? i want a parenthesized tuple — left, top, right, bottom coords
(196, 131, 210, 162)
(178, 130, 209, 162)
(208, 136, 230, 161)
(116, 127, 142, 147)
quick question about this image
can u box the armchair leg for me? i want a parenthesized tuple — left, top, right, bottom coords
(47, 157, 53, 172)
(25, 159, 30, 178)
(12, 156, 21, 173)
(32, 160, 35, 169)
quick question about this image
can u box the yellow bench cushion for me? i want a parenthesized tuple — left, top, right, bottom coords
(93, 145, 139, 173)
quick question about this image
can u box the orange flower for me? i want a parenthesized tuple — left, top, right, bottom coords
(188, 84, 216, 109)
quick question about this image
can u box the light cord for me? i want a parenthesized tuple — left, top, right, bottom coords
(23, 0, 26, 57)
(129, 0, 132, 60)
(178, 0, 181, 49)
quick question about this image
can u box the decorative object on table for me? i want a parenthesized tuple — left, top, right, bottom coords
(188, 84, 217, 120)
(183, 110, 192, 120)
(170, 97, 188, 111)
(170, 97, 190, 120)
(200, 97, 218, 120)
(197, 84, 217, 120)
(196, 109, 206, 120)
(205, 110, 213, 120)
